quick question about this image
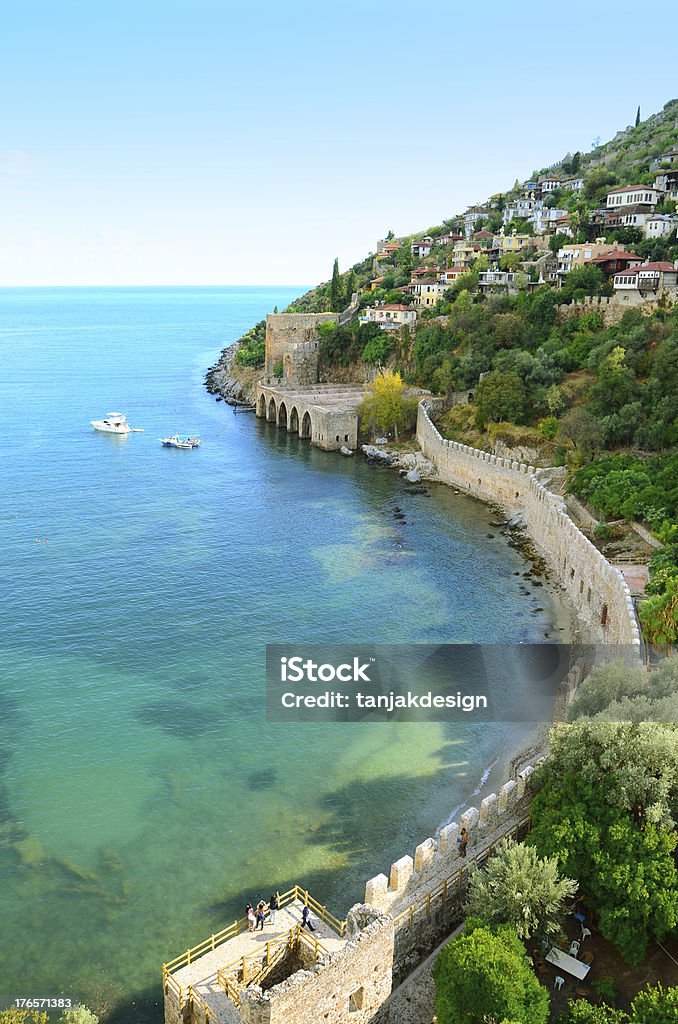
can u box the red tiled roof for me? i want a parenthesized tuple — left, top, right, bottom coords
(473, 231, 493, 238)
(446, 266, 468, 273)
(613, 262, 675, 278)
(591, 250, 641, 262)
(377, 304, 412, 311)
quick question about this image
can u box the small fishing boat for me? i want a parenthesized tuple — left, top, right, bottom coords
(160, 434, 201, 449)
(91, 413, 132, 434)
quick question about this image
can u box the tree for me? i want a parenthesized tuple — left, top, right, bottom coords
(635, 105, 641, 127)
(568, 660, 648, 721)
(358, 369, 416, 442)
(529, 721, 678, 964)
(474, 370, 526, 428)
(639, 577, 678, 645)
(550, 231, 572, 254)
(433, 918, 549, 1024)
(465, 838, 577, 942)
(561, 265, 605, 302)
(59, 1010, 99, 1024)
(0, 1014, 48, 1024)
(558, 407, 603, 458)
(630, 982, 678, 1023)
(560, 1001, 626, 1023)
(330, 257, 341, 311)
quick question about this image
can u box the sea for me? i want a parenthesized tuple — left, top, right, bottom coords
(0, 286, 565, 1021)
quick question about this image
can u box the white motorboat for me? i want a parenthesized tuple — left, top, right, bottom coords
(91, 413, 132, 434)
(160, 434, 201, 449)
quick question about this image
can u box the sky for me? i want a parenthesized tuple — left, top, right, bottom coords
(1, 1, 678, 287)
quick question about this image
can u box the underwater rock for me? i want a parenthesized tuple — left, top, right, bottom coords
(14, 834, 48, 866)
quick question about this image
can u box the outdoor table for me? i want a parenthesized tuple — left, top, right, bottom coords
(545, 946, 591, 980)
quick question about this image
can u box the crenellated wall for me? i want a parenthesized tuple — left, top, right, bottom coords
(417, 402, 641, 648)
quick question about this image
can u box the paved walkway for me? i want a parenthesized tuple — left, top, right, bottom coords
(617, 563, 649, 597)
(172, 900, 347, 1021)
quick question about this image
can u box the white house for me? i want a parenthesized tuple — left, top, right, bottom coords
(360, 304, 418, 329)
(532, 206, 568, 234)
(463, 208, 489, 237)
(540, 178, 562, 192)
(606, 185, 660, 208)
(411, 239, 432, 259)
(643, 214, 678, 239)
(613, 262, 678, 298)
(561, 177, 584, 191)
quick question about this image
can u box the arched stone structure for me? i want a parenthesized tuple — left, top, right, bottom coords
(289, 406, 299, 434)
(255, 382, 363, 451)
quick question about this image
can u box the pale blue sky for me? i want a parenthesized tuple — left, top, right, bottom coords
(1, 1, 677, 286)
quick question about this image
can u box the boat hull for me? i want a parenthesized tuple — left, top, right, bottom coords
(91, 421, 131, 434)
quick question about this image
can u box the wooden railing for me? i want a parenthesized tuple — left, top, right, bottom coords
(163, 884, 345, 976)
(187, 986, 218, 1023)
(393, 814, 531, 928)
(216, 926, 330, 1005)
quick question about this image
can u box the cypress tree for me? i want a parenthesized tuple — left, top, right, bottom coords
(635, 105, 641, 127)
(330, 258, 341, 311)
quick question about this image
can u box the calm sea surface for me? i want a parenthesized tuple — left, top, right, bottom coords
(0, 287, 563, 1020)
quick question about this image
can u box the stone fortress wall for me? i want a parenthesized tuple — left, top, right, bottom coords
(263, 312, 339, 383)
(417, 401, 641, 648)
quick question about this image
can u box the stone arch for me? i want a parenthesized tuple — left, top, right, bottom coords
(267, 397, 277, 422)
(300, 411, 312, 440)
(277, 402, 288, 428)
(289, 406, 299, 433)
(257, 393, 267, 417)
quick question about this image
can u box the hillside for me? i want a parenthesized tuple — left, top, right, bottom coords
(210, 99, 678, 642)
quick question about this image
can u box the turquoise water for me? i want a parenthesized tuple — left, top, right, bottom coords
(0, 287, 562, 1020)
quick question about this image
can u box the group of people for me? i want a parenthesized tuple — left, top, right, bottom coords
(245, 892, 316, 932)
(246, 892, 280, 932)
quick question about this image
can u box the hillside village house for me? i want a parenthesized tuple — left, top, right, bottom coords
(561, 176, 584, 191)
(411, 238, 433, 259)
(452, 239, 482, 266)
(613, 261, 678, 300)
(472, 230, 494, 248)
(540, 177, 562, 192)
(654, 169, 678, 200)
(533, 205, 569, 234)
(606, 184, 661, 208)
(478, 269, 525, 294)
(411, 279, 448, 307)
(440, 266, 470, 284)
(644, 213, 678, 239)
(556, 241, 628, 280)
(463, 207, 489, 236)
(434, 231, 463, 246)
(360, 304, 417, 328)
(376, 242, 402, 260)
(590, 249, 643, 277)
(493, 232, 539, 255)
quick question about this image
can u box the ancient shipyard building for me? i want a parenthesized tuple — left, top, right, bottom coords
(254, 313, 365, 451)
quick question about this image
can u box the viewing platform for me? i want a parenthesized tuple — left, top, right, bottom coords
(163, 886, 348, 1024)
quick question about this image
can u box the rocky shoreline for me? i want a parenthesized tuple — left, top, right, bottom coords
(204, 342, 258, 405)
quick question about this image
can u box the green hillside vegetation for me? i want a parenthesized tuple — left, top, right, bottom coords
(220, 100, 678, 637)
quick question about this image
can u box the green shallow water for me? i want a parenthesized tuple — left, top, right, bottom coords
(0, 287, 565, 1019)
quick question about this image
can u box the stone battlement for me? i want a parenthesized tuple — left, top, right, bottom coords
(417, 401, 641, 648)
